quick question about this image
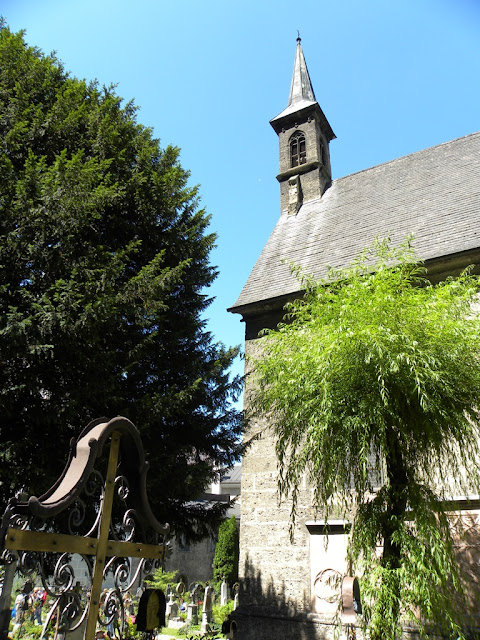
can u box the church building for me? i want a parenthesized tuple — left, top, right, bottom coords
(228, 37, 480, 639)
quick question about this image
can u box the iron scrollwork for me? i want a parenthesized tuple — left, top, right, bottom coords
(0, 417, 170, 640)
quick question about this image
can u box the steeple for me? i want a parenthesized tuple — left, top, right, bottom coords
(270, 37, 335, 215)
(286, 35, 316, 114)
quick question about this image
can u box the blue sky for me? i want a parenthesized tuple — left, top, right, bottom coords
(3, 0, 480, 394)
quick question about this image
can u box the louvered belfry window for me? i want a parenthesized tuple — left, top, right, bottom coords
(290, 132, 306, 167)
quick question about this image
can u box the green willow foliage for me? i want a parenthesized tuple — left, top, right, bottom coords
(0, 24, 242, 538)
(250, 238, 480, 639)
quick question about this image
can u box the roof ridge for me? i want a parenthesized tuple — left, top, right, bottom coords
(333, 130, 480, 184)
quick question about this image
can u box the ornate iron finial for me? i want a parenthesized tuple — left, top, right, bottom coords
(297, 30, 301, 43)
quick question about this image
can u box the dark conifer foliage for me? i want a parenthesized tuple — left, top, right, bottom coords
(0, 24, 242, 538)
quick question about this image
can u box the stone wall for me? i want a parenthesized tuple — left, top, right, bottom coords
(239, 428, 312, 611)
(235, 332, 480, 640)
(165, 536, 216, 586)
(236, 335, 326, 639)
(277, 113, 331, 214)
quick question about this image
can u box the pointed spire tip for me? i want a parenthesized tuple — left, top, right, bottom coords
(287, 32, 316, 107)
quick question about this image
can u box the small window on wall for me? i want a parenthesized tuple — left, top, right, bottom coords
(290, 132, 306, 167)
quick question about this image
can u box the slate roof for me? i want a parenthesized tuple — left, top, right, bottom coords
(221, 465, 242, 486)
(230, 131, 480, 315)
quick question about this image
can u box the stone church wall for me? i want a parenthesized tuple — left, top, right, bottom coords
(236, 334, 480, 640)
(236, 336, 326, 639)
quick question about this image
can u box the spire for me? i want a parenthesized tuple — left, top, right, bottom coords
(270, 36, 336, 211)
(288, 35, 316, 107)
(270, 35, 319, 123)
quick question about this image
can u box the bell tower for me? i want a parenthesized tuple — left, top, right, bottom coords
(270, 36, 336, 215)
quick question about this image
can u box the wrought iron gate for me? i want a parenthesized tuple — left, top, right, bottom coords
(0, 417, 169, 640)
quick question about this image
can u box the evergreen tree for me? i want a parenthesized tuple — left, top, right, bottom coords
(0, 23, 242, 538)
(212, 516, 239, 589)
(250, 238, 480, 640)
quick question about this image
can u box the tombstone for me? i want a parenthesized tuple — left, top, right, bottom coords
(200, 584, 213, 633)
(0, 417, 170, 640)
(187, 601, 198, 625)
(188, 582, 199, 605)
(341, 576, 362, 624)
(64, 585, 87, 640)
(228, 620, 238, 639)
(222, 617, 238, 639)
(220, 577, 228, 605)
(165, 591, 178, 620)
(232, 583, 239, 610)
(176, 581, 185, 598)
(136, 589, 166, 632)
(186, 583, 199, 625)
(307, 521, 349, 615)
(135, 581, 145, 602)
(176, 582, 186, 614)
(169, 600, 179, 620)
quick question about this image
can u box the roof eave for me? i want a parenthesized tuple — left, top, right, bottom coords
(270, 101, 336, 141)
(228, 247, 480, 322)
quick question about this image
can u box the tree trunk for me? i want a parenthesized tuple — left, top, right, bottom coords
(370, 428, 408, 640)
(383, 428, 408, 569)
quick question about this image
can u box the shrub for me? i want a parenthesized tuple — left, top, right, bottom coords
(145, 568, 179, 592)
(212, 516, 239, 590)
(212, 601, 234, 625)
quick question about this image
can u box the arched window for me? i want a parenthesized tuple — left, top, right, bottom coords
(290, 132, 306, 167)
